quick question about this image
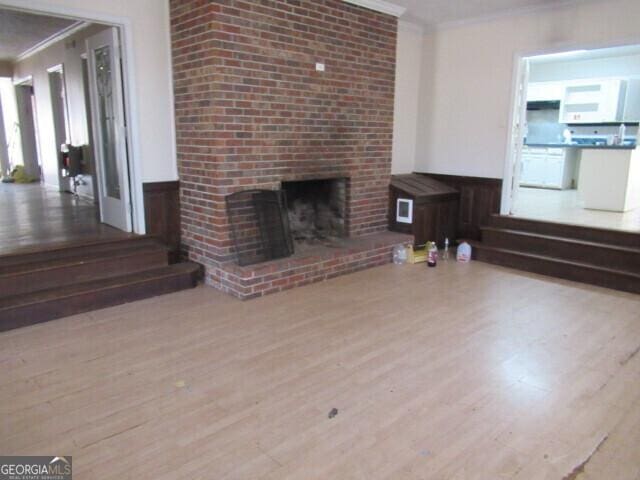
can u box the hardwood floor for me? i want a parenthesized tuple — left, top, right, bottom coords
(0, 183, 130, 255)
(1, 261, 639, 479)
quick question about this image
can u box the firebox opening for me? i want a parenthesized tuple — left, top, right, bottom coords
(282, 178, 347, 244)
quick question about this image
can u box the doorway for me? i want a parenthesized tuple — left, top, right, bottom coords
(85, 27, 133, 232)
(13, 79, 41, 181)
(503, 44, 640, 232)
(0, 6, 141, 255)
(48, 65, 70, 191)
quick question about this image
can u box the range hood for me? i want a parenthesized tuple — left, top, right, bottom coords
(527, 100, 560, 111)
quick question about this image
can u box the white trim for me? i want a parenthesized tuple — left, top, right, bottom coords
(46, 64, 63, 74)
(162, 0, 179, 181)
(342, 0, 406, 17)
(16, 21, 88, 62)
(517, 39, 640, 63)
(0, 1, 131, 26)
(118, 23, 146, 234)
(0, 0, 147, 234)
(500, 55, 529, 215)
(501, 55, 521, 215)
(13, 75, 33, 86)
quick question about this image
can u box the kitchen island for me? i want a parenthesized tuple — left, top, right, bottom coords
(522, 141, 639, 211)
(578, 146, 640, 212)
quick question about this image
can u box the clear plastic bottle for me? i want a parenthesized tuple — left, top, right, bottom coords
(392, 244, 407, 265)
(619, 123, 626, 145)
(442, 237, 450, 261)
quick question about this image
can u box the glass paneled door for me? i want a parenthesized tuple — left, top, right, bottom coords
(86, 27, 132, 231)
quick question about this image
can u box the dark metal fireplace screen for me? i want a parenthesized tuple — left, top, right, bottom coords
(226, 190, 294, 266)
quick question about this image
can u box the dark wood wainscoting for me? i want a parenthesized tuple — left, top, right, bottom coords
(143, 181, 180, 262)
(415, 173, 502, 241)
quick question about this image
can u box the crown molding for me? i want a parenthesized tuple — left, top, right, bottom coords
(343, 0, 406, 17)
(431, 0, 589, 32)
(16, 21, 88, 63)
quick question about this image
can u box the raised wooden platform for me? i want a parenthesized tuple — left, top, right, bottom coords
(472, 215, 640, 294)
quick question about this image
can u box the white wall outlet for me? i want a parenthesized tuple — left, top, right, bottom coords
(315, 62, 325, 72)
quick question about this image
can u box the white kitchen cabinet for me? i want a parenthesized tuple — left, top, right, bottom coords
(559, 79, 625, 123)
(520, 147, 578, 189)
(527, 82, 564, 101)
(622, 78, 640, 122)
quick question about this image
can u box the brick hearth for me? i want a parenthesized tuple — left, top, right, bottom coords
(214, 231, 411, 299)
(170, 0, 401, 298)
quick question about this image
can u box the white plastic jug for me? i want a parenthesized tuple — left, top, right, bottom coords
(456, 242, 472, 262)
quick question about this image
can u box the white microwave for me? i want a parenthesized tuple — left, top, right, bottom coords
(396, 198, 413, 224)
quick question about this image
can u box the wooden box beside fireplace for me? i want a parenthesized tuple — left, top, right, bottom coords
(389, 174, 459, 248)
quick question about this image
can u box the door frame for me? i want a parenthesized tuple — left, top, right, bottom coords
(501, 39, 640, 216)
(500, 56, 529, 215)
(47, 64, 71, 191)
(86, 27, 133, 232)
(13, 76, 42, 182)
(0, 2, 147, 234)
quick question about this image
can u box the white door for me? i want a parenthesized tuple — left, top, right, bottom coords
(501, 57, 530, 214)
(86, 27, 132, 231)
(509, 59, 530, 214)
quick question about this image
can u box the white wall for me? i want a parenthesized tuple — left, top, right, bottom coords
(0, 61, 12, 77)
(391, 21, 423, 174)
(1, 0, 178, 183)
(414, 0, 640, 179)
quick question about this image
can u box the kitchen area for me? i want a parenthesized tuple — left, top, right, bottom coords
(515, 45, 640, 232)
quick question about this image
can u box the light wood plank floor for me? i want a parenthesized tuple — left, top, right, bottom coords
(1, 261, 640, 479)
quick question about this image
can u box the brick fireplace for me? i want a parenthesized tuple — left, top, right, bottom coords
(170, 0, 411, 298)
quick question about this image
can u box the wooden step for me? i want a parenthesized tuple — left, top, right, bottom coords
(0, 235, 162, 269)
(472, 243, 640, 294)
(481, 227, 640, 273)
(0, 263, 202, 332)
(0, 243, 169, 298)
(487, 214, 640, 248)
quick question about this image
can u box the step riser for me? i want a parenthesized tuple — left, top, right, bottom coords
(0, 250, 168, 298)
(488, 216, 640, 248)
(0, 272, 198, 332)
(475, 248, 640, 294)
(482, 230, 640, 272)
(0, 237, 160, 270)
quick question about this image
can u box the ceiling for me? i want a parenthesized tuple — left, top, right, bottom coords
(0, 8, 76, 62)
(389, 0, 571, 28)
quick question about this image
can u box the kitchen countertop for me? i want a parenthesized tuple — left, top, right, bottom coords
(524, 142, 636, 150)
